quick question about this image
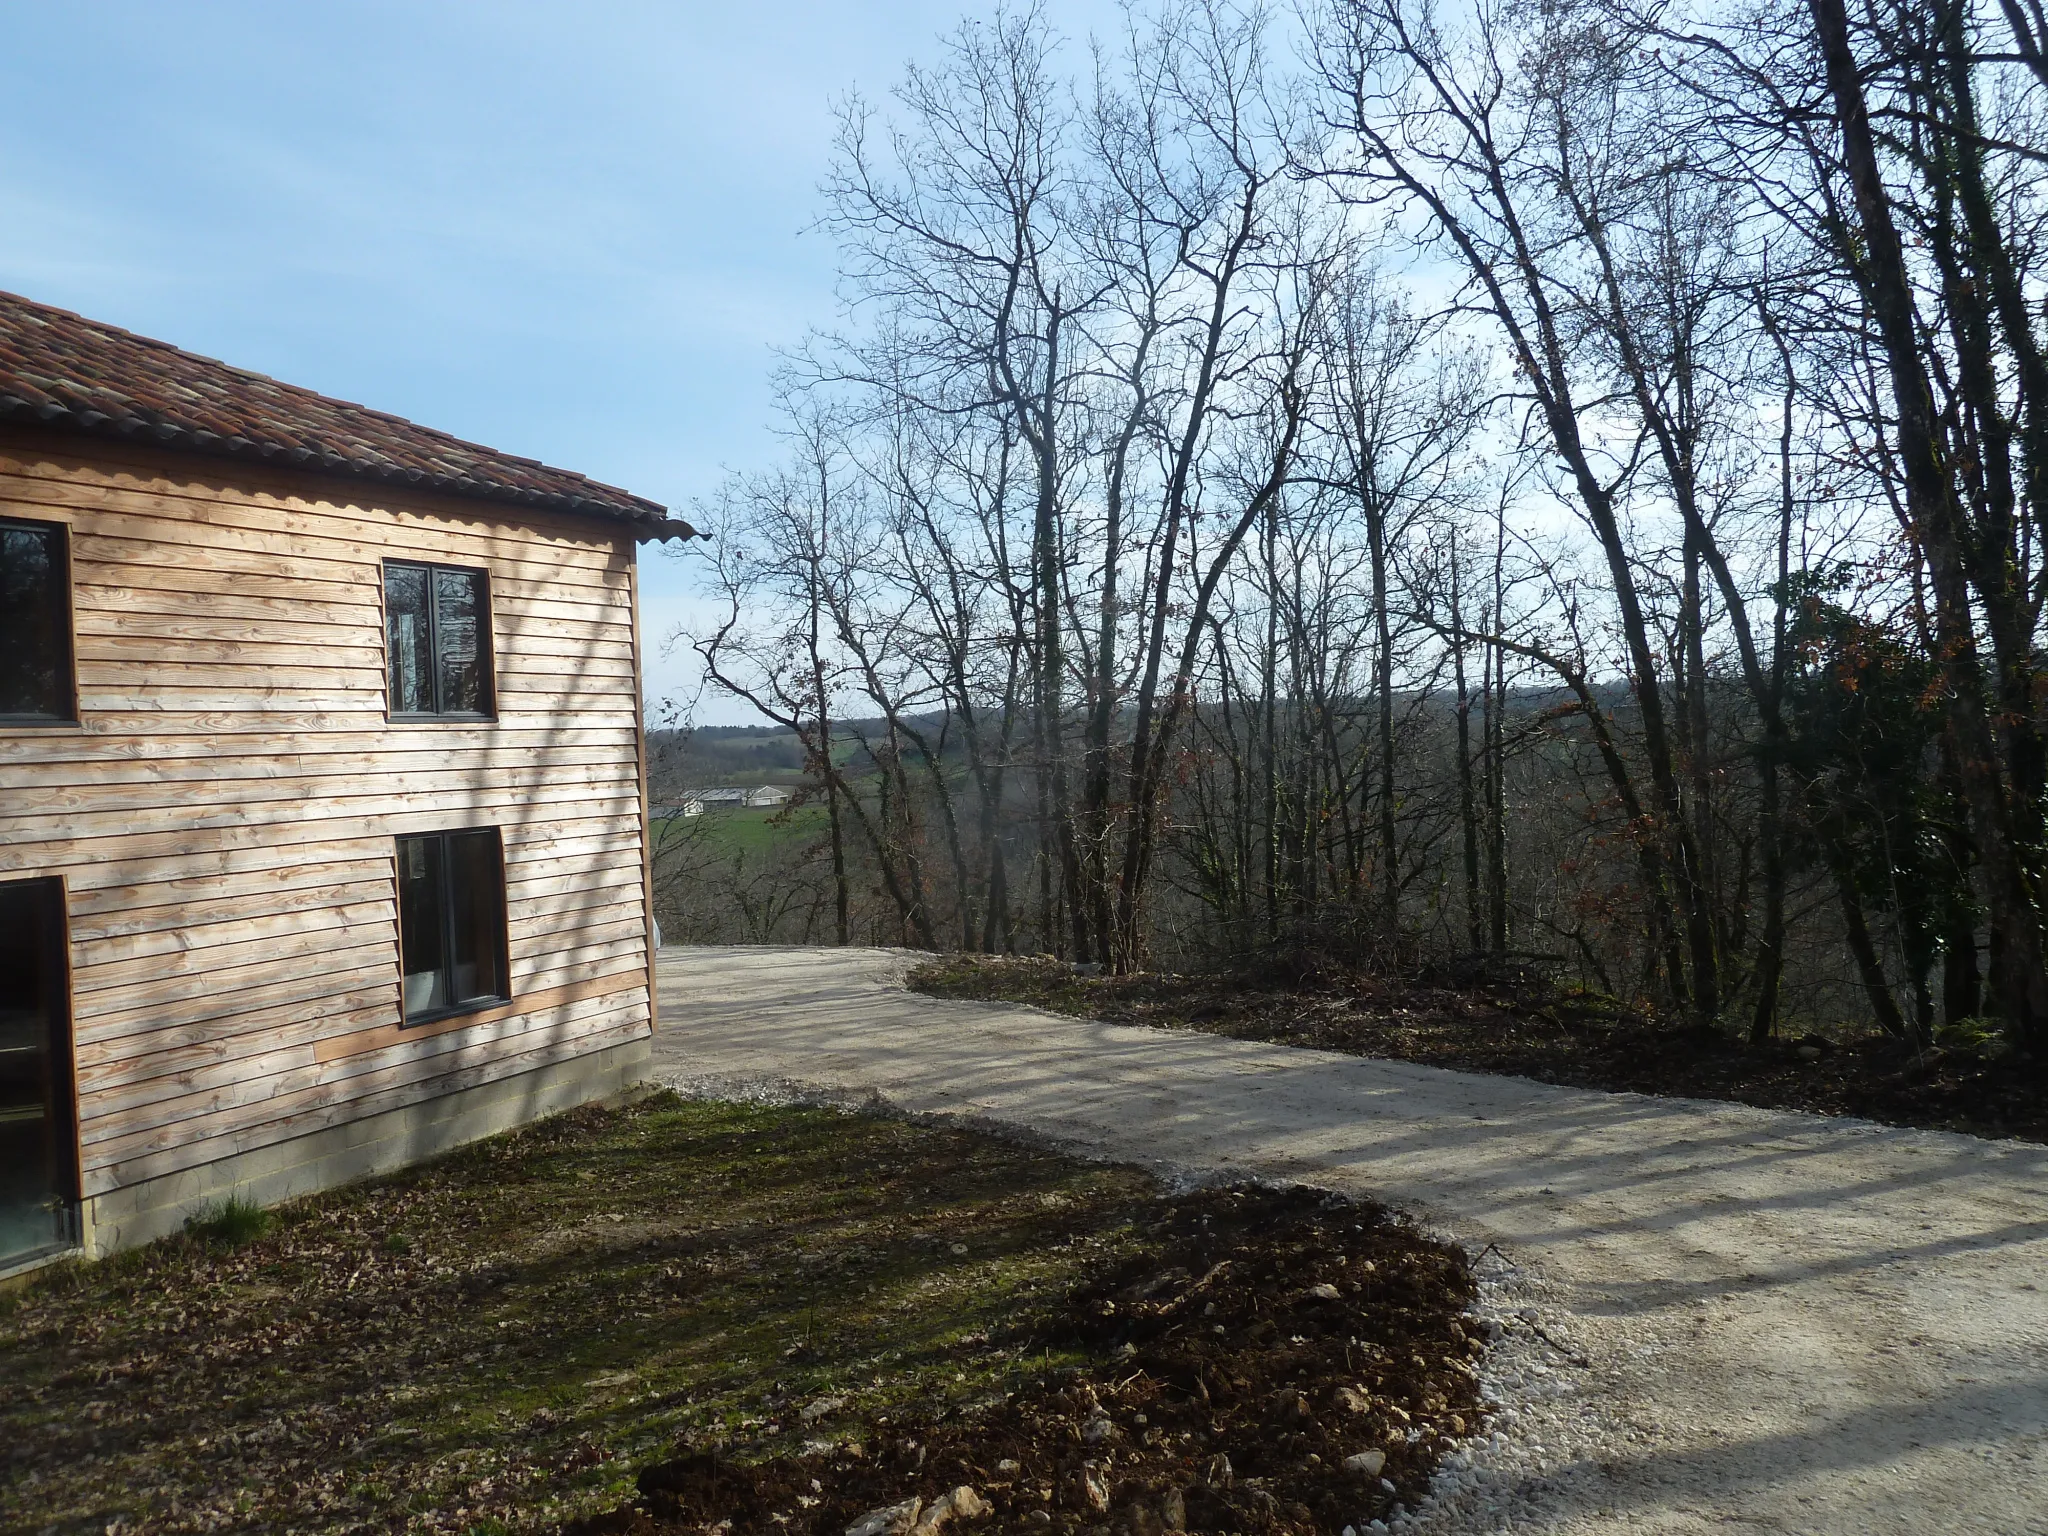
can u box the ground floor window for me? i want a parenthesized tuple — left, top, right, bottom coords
(396, 829, 508, 1022)
(0, 877, 78, 1269)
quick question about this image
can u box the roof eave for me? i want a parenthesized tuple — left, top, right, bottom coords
(0, 395, 700, 538)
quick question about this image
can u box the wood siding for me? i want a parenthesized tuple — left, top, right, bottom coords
(0, 428, 654, 1202)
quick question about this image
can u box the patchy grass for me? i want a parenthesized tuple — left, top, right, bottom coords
(183, 1193, 275, 1248)
(910, 954, 2048, 1143)
(0, 1095, 1485, 1536)
(2, 1097, 1158, 1533)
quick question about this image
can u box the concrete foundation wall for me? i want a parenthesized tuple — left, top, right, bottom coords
(79, 1037, 652, 1257)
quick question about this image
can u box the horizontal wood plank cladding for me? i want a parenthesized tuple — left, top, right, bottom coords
(79, 982, 650, 1140)
(17, 476, 631, 581)
(73, 582, 377, 628)
(16, 741, 641, 788)
(2, 790, 642, 850)
(76, 618, 640, 671)
(75, 934, 400, 1026)
(4, 808, 639, 883)
(67, 658, 643, 692)
(68, 857, 391, 924)
(86, 1002, 654, 1165)
(65, 686, 632, 719)
(72, 895, 397, 971)
(92, 1016, 655, 1198)
(83, 1009, 654, 1194)
(9, 757, 638, 812)
(506, 869, 648, 917)
(0, 723, 638, 760)
(312, 974, 649, 1065)
(0, 430, 650, 1208)
(79, 949, 651, 1069)
(510, 932, 648, 987)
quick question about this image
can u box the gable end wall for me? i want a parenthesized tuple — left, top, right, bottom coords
(0, 428, 656, 1254)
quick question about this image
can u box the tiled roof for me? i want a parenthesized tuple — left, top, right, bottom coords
(0, 289, 695, 537)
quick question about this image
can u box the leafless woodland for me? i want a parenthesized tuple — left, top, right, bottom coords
(659, 0, 2048, 1053)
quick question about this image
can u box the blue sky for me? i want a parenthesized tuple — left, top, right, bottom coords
(0, 2, 1117, 720)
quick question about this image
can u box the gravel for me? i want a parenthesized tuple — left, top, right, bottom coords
(651, 944, 2048, 1536)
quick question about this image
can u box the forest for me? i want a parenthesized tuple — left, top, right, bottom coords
(655, 0, 2048, 1060)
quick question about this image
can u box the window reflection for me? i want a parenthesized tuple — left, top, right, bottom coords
(0, 521, 73, 720)
(384, 561, 491, 717)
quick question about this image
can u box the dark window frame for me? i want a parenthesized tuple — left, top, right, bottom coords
(0, 516, 79, 729)
(393, 827, 511, 1027)
(382, 559, 496, 721)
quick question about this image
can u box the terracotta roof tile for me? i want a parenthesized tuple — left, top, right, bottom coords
(0, 289, 695, 537)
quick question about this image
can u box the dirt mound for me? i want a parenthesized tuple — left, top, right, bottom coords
(568, 1184, 1486, 1536)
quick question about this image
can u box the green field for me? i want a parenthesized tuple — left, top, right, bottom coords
(653, 804, 828, 856)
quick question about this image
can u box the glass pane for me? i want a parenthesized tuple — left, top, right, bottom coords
(446, 830, 505, 1004)
(0, 881, 67, 1265)
(0, 525, 69, 719)
(397, 835, 448, 1018)
(385, 565, 433, 715)
(433, 568, 486, 715)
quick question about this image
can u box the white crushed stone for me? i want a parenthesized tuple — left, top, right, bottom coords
(652, 944, 2048, 1536)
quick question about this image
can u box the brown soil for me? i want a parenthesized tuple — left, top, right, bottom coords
(568, 1185, 1484, 1536)
(908, 955, 2048, 1145)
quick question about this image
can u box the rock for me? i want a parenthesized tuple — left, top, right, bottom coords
(995, 1458, 1022, 1475)
(1160, 1486, 1187, 1532)
(1203, 1452, 1234, 1489)
(910, 1486, 990, 1534)
(1269, 1388, 1313, 1425)
(1308, 1282, 1342, 1301)
(801, 1395, 847, 1423)
(846, 1498, 922, 1536)
(1023, 1514, 1053, 1531)
(1342, 1449, 1388, 1478)
(1798, 1045, 1823, 1061)
(1333, 1386, 1371, 1414)
(1081, 1415, 1115, 1445)
(1079, 1462, 1112, 1513)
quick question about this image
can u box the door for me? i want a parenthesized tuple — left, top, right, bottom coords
(0, 877, 77, 1268)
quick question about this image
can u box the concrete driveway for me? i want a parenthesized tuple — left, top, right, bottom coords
(649, 944, 2048, 1535)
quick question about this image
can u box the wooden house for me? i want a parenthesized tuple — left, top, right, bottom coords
(0, 292, 695, 1277)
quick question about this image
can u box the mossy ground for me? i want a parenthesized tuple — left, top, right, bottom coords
(1, 1095, 1164, 1534)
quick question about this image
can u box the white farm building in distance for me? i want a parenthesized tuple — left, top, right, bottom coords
(671, 786, 793, 816)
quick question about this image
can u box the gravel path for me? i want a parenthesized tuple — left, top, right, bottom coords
(649, 944, 2048, 1535)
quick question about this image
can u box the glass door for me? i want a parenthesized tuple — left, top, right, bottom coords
(0, 877, 77, 1269)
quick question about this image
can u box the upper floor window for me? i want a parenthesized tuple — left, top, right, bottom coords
(0, 518, 75, 724)
(385, 560, 493, 718)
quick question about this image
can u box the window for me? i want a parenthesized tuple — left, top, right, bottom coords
(0, 518, 75, 723)
(385, 561, 493, 718)
(396, 829, 508, 1022)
